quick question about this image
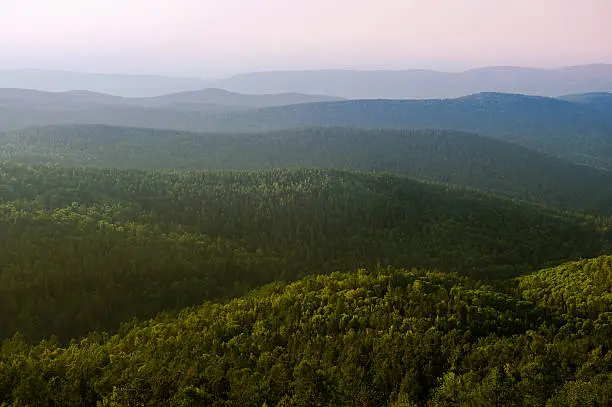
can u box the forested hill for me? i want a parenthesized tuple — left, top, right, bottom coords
(0, 165, 607, 343)
(1, 92, 611, 171)
(216, 93, 612, 169)
(518, 255, 611, 319)
(559, 92, 612, 114)
(3, 125, 612, 215)
(0, 87, 341, 132)
(0, 87, 343, 109)
(1, 258, 610, 406)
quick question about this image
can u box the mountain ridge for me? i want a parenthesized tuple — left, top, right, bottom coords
(1, 90, 610, 170)
(215, 93, 612, 169)
(2, 64, 612, 98)
(214, 64, 612, 98)
(3, 124, 612, 215)
(0, 87, 342, 108)
(0, 68, 212, 97)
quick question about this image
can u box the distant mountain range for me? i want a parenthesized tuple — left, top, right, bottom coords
(214, 64, 612, 98)
(0, 69, 211, 97)
(0, 87, 343, 131)
(0, 87, 342, 110)
(1, 90, 611, 169)
(1, 64, 611, 98)
(214, 92, 612, 170)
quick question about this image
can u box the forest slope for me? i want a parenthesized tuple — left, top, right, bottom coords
(559, 92, 612, 114)
(2, 125, 612, 215)
(518, 255, 612, 319)
(1, 262, 610, 406)
(0, 88, 341, 131)
(0, 165, 607, 343)
(1, 93, 611, 170)
(217, 93, 612, 169)
(0, 69, 211, 97)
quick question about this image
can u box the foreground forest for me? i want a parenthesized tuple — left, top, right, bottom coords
(0, 163, 610, 406)
(1, 260, 610, 406)
(1, 164, 608, 343)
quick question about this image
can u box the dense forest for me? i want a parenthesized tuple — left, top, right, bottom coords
(1, 164, 608, 345)
(3, 125, 612, 215)
(1, 1, 611, 402)
(0, 90, 610, 405)
(1, 260, 610, 406)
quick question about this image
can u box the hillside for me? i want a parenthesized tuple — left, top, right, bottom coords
(0, 165, 606, 343)
(144, 88, 344, 108)
(518, 255, 612, 319)
(0, 88, 343, 132)
(1, 93, 610, 171)
(3, 125, 612, 215)
(213, 64, 612, 98)
(0, 88, 126, 108)
(0, 69, 211, 97)
(560, 92, 612, 114)
(0, 103, 235, 132)
(0, 87, 341, 110)
(1, 261, 609, 406)
(216, 93, 612, 169)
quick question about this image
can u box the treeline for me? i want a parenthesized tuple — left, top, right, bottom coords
(3, 125, 612, 215)
(0, 262, 609, 406)
(0, 164, 608, 342)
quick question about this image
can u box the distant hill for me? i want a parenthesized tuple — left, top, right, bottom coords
(1, 91, 610, 169)
(0, 87, 342, 109)
(0, 69, 211, 97)
(0, 87, 342, 131)
(144, 88, 344, 108)
(218, 93, 612, 169)
(213, 64, 612, 98)
(0, 103, 229, 132)
(3, 124, 612, 215)
(559, 92, 612, 114)
(3, 65, 611, 99)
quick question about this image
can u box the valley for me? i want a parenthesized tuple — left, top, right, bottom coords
(0, 67, 610, 407)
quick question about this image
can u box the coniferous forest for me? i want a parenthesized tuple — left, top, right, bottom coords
(0, 88, 611, 406)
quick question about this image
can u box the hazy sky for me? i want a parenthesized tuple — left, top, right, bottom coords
(0, 0, 610, 77)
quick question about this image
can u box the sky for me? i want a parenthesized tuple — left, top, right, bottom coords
(0, 0, 610, 77)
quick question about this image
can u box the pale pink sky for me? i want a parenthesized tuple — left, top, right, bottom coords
(0, 0, 610, 76)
